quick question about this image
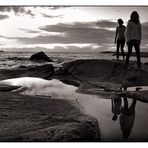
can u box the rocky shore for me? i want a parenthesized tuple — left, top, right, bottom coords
(0, 63, 101, 142)
(53, 59, 148, 102)
(0, 58, 148, 141)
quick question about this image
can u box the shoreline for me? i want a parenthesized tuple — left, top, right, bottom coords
(100, 51, 148, 58)
(0, 58, 148, 141)
(0, 63, 101, 142)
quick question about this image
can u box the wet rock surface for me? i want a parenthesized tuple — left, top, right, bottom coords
(0, 62, 101, 142)
(54, 59, 148, 103)
(59, 59, 148, 86)
(0, 59, 148, 141)
(0, 92, 101, 142)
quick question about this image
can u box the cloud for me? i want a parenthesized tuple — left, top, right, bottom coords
(42, 13, 63, 18)
(0, 35, 16, 39)
(2, 20, 147, 52)
(15, 23, 114, 45)
(4, 20, 148, 52)
(96, 20, 117, 28)
(5, 19, 148, 52)
(19, 28, 40, 33)
(142, 22, 148, 37)
(0, 7, 34, 16)
(0, 14, 9, 20)
(141, 22, 148, 46)
(48, 6, 71, 10)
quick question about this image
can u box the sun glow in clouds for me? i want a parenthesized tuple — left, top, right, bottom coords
(0, 6, 148, 52)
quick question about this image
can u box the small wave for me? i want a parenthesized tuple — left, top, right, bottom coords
(7, 57, 29, 61)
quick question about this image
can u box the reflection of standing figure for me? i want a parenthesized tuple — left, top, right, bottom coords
(111, 97, 122, 121)
(120, 97, 137, 139)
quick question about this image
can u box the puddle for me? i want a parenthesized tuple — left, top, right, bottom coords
(127, 86, 148, 92)
(0, 77, 148, 141)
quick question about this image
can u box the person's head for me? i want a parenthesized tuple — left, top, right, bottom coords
(112, 114, 118, 121)
(118, 19, 123, 26)
(122, 129, 131, 139)
(130, 11, 140, 24)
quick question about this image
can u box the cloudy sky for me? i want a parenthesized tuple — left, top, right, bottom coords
(0, 6, 148, 52)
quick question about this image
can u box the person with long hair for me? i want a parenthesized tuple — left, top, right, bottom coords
(115, 19, 126, 60)
(126, 11, 142, 68)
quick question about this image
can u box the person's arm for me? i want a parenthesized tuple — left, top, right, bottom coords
(139, 24, 142, 44)
(114, 27, 118, 44)
(125, 22, 131, 43)
(111, 99, 114, 113)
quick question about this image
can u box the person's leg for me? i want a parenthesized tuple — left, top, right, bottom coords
(134, 43, 141, 68)
(129, 99, 137, 114)
(126, 43, 133, 65)
(121, 40, 125, 60)
(116, 40, 120, 60)
(123, 96, 128, 109)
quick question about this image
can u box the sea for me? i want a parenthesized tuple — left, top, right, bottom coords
(0, 51, 148, 69)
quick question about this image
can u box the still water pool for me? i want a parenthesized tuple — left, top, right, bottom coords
(0, 77, 147, 141)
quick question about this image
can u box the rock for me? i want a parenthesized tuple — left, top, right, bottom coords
(18, 66, 27, 69)
(0, 84, 21, 92)
(144, 62, 148, 65)
(120, 91, 148, 103)
(0, 91, 101, 142)
(60, 59, 148, 87)
(0, 64, 54, 80)
(30, 51, 52, 62)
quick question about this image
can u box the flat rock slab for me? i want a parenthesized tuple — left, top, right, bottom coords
(0, 92, 101, 142)
(59, 59, 148, 87)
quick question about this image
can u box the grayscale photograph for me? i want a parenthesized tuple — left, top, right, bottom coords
(0, 6, 147, 142)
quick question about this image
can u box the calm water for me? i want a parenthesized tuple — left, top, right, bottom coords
(0, 77, 147, 141)
(1, 51, 148, 69)
(0, 52, 110, 69)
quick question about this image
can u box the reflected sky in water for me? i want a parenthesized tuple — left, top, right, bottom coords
(0, 77, 147, 141)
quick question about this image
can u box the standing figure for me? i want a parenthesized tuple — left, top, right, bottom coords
(126, 11, 142, 68)
(115, 19, 126, 60)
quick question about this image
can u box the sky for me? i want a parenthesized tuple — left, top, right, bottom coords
(0, 6, 148, 52)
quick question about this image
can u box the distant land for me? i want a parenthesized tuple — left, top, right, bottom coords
(100, 51, 148, 57)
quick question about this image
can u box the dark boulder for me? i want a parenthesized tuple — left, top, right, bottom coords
(30, 51, 52, 62)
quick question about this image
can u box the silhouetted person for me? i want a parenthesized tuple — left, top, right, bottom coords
(115, 19, 126, 60)
(111, 96, 122, 121)
(120, 96, 137, 139)
(126, 11, 142, 68)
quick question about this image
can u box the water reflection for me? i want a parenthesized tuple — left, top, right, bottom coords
(127, 86, 148, 91)
(111, 95, 137, 139)
(111, 97, 122, 121)
(120, 97, 137, 139)
(0, 77, 147, 141)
